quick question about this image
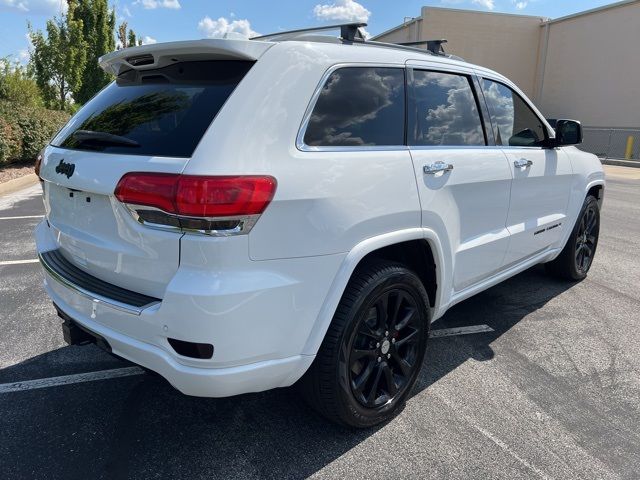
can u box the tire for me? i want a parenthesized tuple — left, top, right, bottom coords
(545, 195, 600, 281)
(299, 260, 430, 428)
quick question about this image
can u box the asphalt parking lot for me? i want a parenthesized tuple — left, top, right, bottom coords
(1, 167, 639, 480)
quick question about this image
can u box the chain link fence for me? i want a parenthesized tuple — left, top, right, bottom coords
(579, 127, 640, 161)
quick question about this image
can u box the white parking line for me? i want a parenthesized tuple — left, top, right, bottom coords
(0, 367, 145, 394)
(0, 259, 40, 266)
(430, 324, 495, 338)
(0, 326, 492, 394)
(0, 215, 43, 220)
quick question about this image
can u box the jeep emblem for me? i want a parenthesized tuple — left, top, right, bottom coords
(55, 159, 75, 179)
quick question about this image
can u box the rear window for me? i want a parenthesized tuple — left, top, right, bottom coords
(52, 60, 253, 157)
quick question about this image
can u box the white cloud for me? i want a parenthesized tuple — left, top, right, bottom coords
(137, 0, 180, 10)
(198, 16, 259, 39)
(141, 35, 157, 44)
(0, 0, 66, 14)
(472, 0, 495, 9)
(313, 0, 371, 23)
(122, 4, 132, 17)
(514, 1, 527, 9)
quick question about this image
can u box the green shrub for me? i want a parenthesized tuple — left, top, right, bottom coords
(0, 100, 70, 166)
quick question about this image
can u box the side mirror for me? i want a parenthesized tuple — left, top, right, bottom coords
(554, 119, 583, 146)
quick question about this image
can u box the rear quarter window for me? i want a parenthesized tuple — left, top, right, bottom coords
(52, 60, 254, 158)
(302, 67, 405, 147)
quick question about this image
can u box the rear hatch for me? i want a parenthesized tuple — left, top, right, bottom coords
(39, 40, 271, 298)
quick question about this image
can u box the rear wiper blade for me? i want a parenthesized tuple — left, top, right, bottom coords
(72, 130, 140, 147)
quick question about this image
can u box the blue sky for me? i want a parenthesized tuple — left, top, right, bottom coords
(0, 0, 621, 63)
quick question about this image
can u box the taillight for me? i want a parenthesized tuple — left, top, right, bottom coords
(114, 173, 277, 235)
(35, 149, 44, 178)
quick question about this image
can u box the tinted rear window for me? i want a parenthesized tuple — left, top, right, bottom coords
(303, 67, 405, 147)
(52, 60, 253, 157)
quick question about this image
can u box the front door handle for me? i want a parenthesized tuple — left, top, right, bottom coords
(423, 161, 454, 175)
(514, 158, 533, 168)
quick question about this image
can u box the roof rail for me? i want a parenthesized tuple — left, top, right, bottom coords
(251, 22, 367, 42)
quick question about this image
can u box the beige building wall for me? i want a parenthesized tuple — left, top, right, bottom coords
(374, 7, 545, 97)
(539, 2, 640, 127)
(373, 2, 640, 128)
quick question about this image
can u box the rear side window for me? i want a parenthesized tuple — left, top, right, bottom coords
(481, 79, 546, 147)
(409, 70, 485, 147)
(52, 60, 254, 157)
(303, 67, 405, 147)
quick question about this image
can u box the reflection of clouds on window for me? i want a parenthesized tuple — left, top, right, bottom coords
(412, 71, 485, 146)
(481, 79, 545, 147)
(304, 67, 405, 147)
(481, 80, 515, 145)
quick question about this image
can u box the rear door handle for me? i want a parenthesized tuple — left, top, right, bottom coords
(423, 161, 454, 175)
(514, 159, 533, 168)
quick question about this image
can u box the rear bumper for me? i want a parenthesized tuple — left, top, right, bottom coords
(35, 220, 342, 397)
(43, 277, 314, 397)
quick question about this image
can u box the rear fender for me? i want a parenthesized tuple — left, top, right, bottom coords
(301, 228, 449, 356)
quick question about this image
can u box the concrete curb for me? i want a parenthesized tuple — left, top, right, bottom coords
(600, 158, 640, 168)
(0, 174, 39, 197)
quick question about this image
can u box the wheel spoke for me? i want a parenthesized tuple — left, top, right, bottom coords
(352, 361, 375, 396)
(395, 329, 418, 348)
(575, 244, 583, 261)
(357, 323, 379, 340)
(394, 308, 415, 332)
(583, 244, 593, 258)
(391, 349, 412, 377)
(351, 348, 377, 363)
(366, 365, 384, 405)
(387, 292, 403, 331)
(382, 364, 398, 396)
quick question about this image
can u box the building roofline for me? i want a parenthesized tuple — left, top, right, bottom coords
(542, 0, 640, 24)
(419, 5, 548, 21)
(370, 16, 421, 41)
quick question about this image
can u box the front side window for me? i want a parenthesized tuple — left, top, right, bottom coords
(409, 70, 485, 147)
(481, 79, 546, 147)
(303, 67, 405, 147)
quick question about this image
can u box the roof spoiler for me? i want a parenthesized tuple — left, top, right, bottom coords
(98, 39, 273, 76)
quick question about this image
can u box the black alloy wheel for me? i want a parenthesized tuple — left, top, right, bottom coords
(346, 288, 421, 408)
(545, 194, 600, 281)
(299, 260, 430, 428)
(575, 203, 598, 275)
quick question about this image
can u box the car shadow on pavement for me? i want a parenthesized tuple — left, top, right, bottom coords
(0, 265, 576, 480)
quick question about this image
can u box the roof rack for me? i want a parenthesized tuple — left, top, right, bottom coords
(251, 22, 367, 42)
(396, 39, 448, 56)
(249, 22, 463, 61)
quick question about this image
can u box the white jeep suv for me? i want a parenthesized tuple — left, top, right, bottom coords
(35, 25, 604, 427)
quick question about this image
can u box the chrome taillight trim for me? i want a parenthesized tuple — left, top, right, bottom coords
(122, 202, 261, 237)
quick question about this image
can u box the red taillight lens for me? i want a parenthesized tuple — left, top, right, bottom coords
(114, 173, 277, 218)
(35, 150, 44, 178)
(175, 176, 277, 217)
(114, 173, 178, 213)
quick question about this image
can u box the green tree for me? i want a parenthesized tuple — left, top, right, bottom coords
(127, 29, 137, 48)
(29, 0, 88, 110)
(0, 57, 43, 107)
(117, 21, 143, 49)
(72, 0, 116, 105)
